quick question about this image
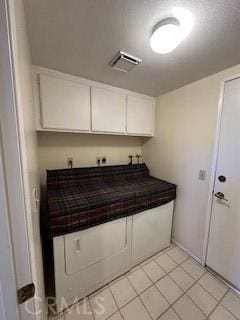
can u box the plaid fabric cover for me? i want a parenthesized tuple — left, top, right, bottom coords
(46, 164, 176, 237)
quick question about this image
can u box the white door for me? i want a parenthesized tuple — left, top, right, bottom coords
(91, 87, 126, 133)
(126, 95, 154, 136)
(207, 77, 240, 289)
(39, 73, 91, 131)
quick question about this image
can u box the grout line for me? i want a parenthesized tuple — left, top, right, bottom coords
(57, 244, 237, 320)
(126, 272, 155, 320)
(107, 285, 123, 320)
(106, 311, 123, 320)
(184, 269, 240, 319)
(124, 248, 185, 319)
(60, 250, 188, 320)
(186, 289, 216, 318)
(166, 271, 205, 319)
(156, 307, 181, 320)
(165, 252, 189, 266)
(171, 264, 228, 318)
(172, 256, 229, 303)
(138, 292, 156, 320)
(109, 247, 184, 319)
(154, 258, 217, 319)
(111, 245, 177, 319)
(195, 272, 229, 302)
(205, 289, 231, 320)
(162, 258, 231, 320)
(218, 293, 240, 320)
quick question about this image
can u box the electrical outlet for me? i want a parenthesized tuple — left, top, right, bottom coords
(199, 170, 206, 181)
(68, 157, 73, 168)
(101, 157, 107, 164)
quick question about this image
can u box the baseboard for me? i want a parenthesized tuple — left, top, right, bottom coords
(171, 238, 202, 264)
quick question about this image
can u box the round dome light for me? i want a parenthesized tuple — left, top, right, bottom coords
(150, 18, 181, 54)
(150, 9, 194, 54)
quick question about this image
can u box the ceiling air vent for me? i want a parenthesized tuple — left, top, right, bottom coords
(111, 51, 142, 72)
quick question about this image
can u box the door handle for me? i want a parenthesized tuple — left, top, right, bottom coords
(214, 192, 228, 202)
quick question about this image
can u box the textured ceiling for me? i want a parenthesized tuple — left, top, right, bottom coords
(23, 0, 240, 97)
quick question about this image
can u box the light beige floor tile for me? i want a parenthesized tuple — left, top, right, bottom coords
(128, 268, 152, 294)
(90, 285, 109, 298)
(181, 258, 205, 280)
(120, 297, 151, 320)
(49, 315, 64, 320)
(140, 256, 153, 267)
(153, 251, 165, 260)
(169, 267, 195, 291)
(163, 243, 176, 252)
(110, 277, 136, 308)
(222, 290, 240, 319)
(128, 265, 140, 275)
(198, 273, 228, 301)
(90, 287, 117, 320)
(155, 253, 178, 273)
(173, 295, 206, 320)
(154, 244, 176, 259)
(210, 305, 237, 320)
(156, 275, 183, 304)
(64, 299, 93, 320)
(187, 283, 217, 316)
(140, 285, 169, 319)
(167, 247, 189, 264)
(108, 274, 126, 286)
(142, 260, 166, 283)
(159, 308, 180, 320)
(106, 311, 123, 320)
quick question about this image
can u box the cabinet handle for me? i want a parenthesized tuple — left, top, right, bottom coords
(74, 238, 81, 253)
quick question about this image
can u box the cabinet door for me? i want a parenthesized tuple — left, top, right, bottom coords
(127, 96, 154, 135)
(132, 201, 174, 266)
(39, 74, 90, 131)
(91, 87, 126, 133)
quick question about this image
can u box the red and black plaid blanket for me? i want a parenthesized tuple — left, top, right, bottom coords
(46, 164, 176, 237)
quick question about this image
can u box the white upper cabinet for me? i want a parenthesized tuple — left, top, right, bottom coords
(39, 74, 90, 131)
(126, 96, 154, 136)
(33, 67, 155, 136)
(91, 87, 126, 133)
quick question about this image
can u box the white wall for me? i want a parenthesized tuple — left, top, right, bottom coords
(38, 132, 142, 185)
(11, 0, 45, 318)
(142, 64, 240, 261)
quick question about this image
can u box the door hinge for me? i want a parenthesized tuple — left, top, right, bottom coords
(17, 283, 35, 304)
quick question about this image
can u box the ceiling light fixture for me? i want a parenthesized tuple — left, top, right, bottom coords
(150, 8, 194, 54)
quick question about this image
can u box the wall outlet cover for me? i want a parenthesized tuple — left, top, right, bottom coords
(199, 170, 206, 181)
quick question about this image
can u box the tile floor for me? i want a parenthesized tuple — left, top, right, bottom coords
(51, 244, 240, 320)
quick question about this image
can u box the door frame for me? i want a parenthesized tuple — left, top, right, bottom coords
(0, 0, 36, 319)
(202, 73, 240, 266)
(0, 132, 20, 320)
